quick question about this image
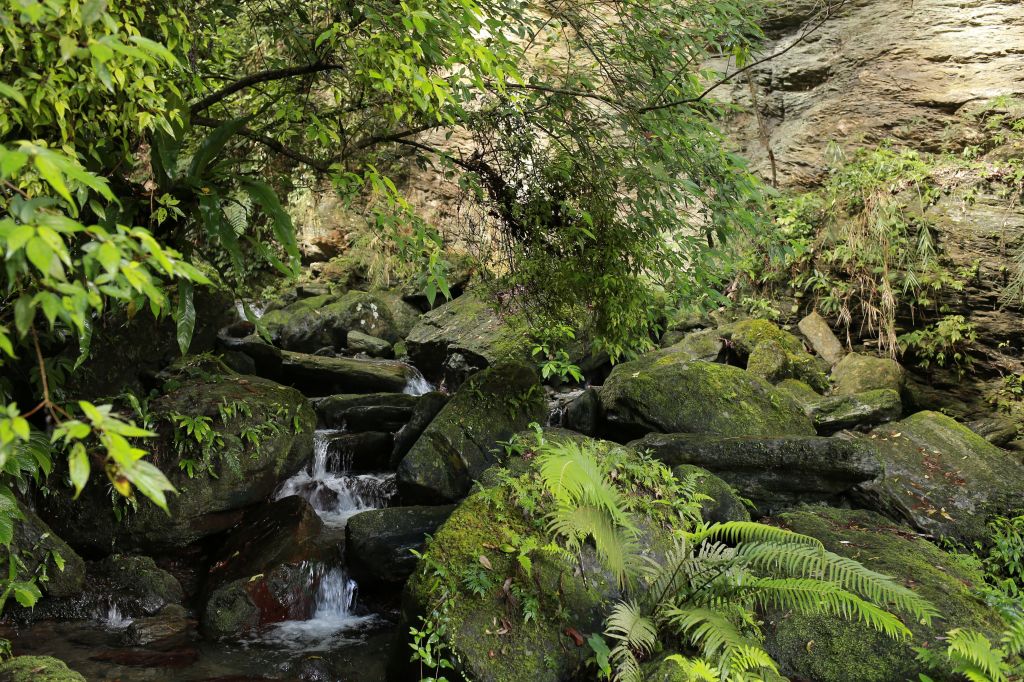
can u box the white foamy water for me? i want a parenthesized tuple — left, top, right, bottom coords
(234, 299, 266, 321)
(260, 565, 377, 651)
(275, 430, 396, 528)
(403, 368, 434, 396)
(101, 604, 132, 629)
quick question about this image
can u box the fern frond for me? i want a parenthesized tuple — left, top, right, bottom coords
(689, 521, 823, 549)
(663, 605, 754, 674)
(743, 577, 912, 640)
(537, 441, 637, 530)
(733, 543, 936, 624)
(726, 644, 780, 676)
(945, 629, 1010, 682)
(547, 502, 639, 585)
(605, 600, 658, 653)
(666, 654, 722, 681)
(1000, 617, 1024, 656)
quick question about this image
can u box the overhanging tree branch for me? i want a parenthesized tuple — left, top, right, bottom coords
(189, 62, 344, 115)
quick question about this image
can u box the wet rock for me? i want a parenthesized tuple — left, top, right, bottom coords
(405, 294, 530, 385)
(599, 352, 815, 442)
(967, 415, 1020, 447)
(721, 319, 828, 391)
(346, 505, 456, 587)
(854, 411, 1024, 545)
(314, 393, 417, 432)
(2, 500, 84, 598)
(261, 294, 342, 352)
(202, 562, 315, 639)
(673, 327, 725, 361)
(560, 387, 602, 436)
(396, 362, 546, 503)
(40, 372, 315, 553)
(672, 465, 750, 523)
(0, 655, 86, 681)
(831, 352, 905, 396)
(797, 311, 846, 365)
(346, 330, 393, 358)
(323, 431, 393, 472)
(94, 555, 185, 616)
(633, 433, 879, 513)
(216, 329, 284, 376)
(205, 496, 327, 591)
(778, 380, 902, 434)
(121, 604, 191, 647)
(277, 351, 415, 396)
(391, 391, 450, 466)
(764, 507, 1004, 682)
(88, 646, 199, 668)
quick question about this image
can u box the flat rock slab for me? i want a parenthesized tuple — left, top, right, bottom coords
(314, 392, 418, 431)
(279, 350, 415, 395)
(854, 410, 1024, 545)
(632, 433, 879, 513)
(797, 311, 846, 365)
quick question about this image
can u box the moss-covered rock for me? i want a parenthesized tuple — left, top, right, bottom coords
(831, 352, 905, 395)
(777, 379, 902, 434)
(720, 319, 829, 392)
(403, 458, 680, 681)
(634, 433, 879, 513)
(202, 562, 313, 639)
(599, 354, 815, 441)
(346, 330, 393, 357)
(764, 507, 1004, 682)
(40, 371, 315, 553)
(671, 465, 750, 523)
(261, 289, 420, 353)
(396, 362, 546, 503)
(314, 392, 418, 431)
(405, 293, 531, 385)
(93, 554, 184, 616)
(277, 350, 415, 396)
(0, 656, 85, 682)
(1, 501, 84, 598)
(855, 411, 1024, 545)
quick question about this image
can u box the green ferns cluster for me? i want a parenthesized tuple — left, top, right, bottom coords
(410, 431, 940, 682)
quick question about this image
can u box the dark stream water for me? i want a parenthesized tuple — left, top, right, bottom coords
(3, 428, 409, 681)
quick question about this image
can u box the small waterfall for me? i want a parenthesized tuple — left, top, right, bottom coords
(261, 564, 376, 650)
(275, 430, 395, 527)
(101, 604, 132, 629)
(403, 367, 434, 396)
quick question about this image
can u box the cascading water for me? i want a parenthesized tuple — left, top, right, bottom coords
(403, 367, 434, 396)
(101, 603, 132, 630)
(262, 565, 377, 650)
(275, 429, 396, 528)
(265, 428, 396, 649)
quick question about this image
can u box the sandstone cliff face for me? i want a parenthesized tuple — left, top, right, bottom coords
(721, 0, 1024, 187)
(723, 0, 1024, 420)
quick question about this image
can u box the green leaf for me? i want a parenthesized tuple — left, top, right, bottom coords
(187, 117, 250, 179)
(0, 84, 26, 109)
(68, 442, 90, 498)
(81, 0, 108, 26)
(175, 280, 196, 355)
(73, 314, 93, 370)
(123, 460, 176, 513)
(33, 155, 74, 207)
(13, 295, 33, 336)
(587, 633, 612, 678)
(240, 179, 301, 275)
(11, 581, 42, 607)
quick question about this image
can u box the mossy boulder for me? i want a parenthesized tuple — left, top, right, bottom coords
(346, 330, 393, 357)
(261, 290, 420, 352)
(2, 501, 84, 598)
(277, 350, 416, 396)
(831, 352, 905, 395)
(0, 656, 85, 682)
(672, 465, 750, 523)
(346, 505, 455, 587)
(855, 411, 1024, 545)
(634, 433, 879, 513)
(764, 507, 1004, 682)
(396, 362, 546, 503)
(93, 554, 184, 616)
(202, 562, 314, 639)
(720, 319, 829, 392)
(599, 354, 815, 441)
(40, 372, 315, 553)
(777, 379, 902, 434)
(405, 293, 531, 385)
(261, 293, 341, 352)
